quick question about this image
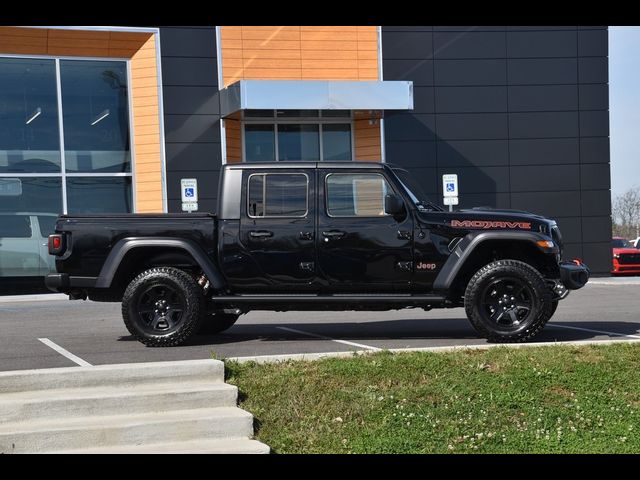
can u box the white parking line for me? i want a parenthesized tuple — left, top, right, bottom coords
(277, 326, 381, 351)
(37, 338, 92, 367)
(548, 324, 640, 339)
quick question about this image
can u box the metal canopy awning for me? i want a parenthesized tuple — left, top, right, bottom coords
(219, 80, 414, 117)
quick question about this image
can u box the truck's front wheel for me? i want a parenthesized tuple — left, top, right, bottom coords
(122, 267, 204, 347)
(464, 260, 553, 343)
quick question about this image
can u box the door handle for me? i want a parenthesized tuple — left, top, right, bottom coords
(299, 231, 314, 240)
(249, 230, 273, 239)
(322, 230, 346, 240)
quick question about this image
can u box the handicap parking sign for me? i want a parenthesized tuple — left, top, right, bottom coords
(442, 174, 458, 198)
(180, 178, 198, 204)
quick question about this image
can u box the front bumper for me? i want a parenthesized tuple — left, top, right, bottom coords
(612, 259, 640, 274)
(45, 273, 97, 293)
(559, 260, 590, 290)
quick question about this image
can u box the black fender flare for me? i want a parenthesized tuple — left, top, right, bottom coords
(432, 230, 557, 291)
(95, 237, 226, 289)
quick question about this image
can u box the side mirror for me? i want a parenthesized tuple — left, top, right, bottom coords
(384, 193, 404, 215)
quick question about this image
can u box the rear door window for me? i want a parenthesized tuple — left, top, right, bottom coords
(247, 173, 308, 218)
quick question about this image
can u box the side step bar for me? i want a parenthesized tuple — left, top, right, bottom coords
(210, 294, 446, 305)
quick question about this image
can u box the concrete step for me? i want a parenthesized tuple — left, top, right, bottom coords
(0, 407, 254, 454)
(46, 438, 270, 454)
(0, 382, 238, 424)
(0, 359, 225, 393)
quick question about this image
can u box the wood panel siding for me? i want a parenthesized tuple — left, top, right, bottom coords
(0, 27, 164, 213)
(225, 119, 243, 163)
(354, 119, 382, 161)
(219, 26, 380, 87)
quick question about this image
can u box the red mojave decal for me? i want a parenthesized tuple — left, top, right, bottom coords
(451, 219, 532, 230)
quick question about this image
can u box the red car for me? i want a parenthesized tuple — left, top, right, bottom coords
(612, 237, 640, 275)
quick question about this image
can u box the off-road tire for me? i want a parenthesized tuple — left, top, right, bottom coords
(198, 313, 240, 335)
(122, 267, 204, 347)
(464, 259, 554, 343)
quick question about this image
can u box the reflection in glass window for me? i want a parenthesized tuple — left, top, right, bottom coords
(0, 215, 32, 238)
(0, 58, 61, 173)
(60, 60, 131, 173)
(276, 110, 319, 117)
(0, 177, 63, 214)
(278, 124, 319, 161)
(66, 177, 132, 214)
(36, 215, 58, 237)
(326, 174, 390, 217)
(244, 110, 275, 118)
(245, 125, 275, 162)
(321, 110, 351, 117)
(248, 174, 307, 217)
(322, 124, 352, 161)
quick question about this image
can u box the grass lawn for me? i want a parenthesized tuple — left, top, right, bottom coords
(225, 343, 640, 453)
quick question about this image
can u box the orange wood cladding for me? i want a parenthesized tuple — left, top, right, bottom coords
(225, 119, 243, 164)
(0, 27, 164, 213)
(220, 26, 382, 163)
(354, 119, 382, 161)
(220, 26, 379, 86)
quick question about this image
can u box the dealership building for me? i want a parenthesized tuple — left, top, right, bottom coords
(0, 25, 611, 279)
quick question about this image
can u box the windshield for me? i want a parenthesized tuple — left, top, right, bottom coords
(391, 168, 444, 212)
(612, 238, 634, 249)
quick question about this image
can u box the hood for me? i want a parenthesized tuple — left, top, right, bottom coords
(457, 207, 548, 221)
(613, 248, 640, 255)
(418, 206, 556, 236)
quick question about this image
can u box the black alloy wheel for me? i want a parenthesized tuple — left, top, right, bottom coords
(122, 267, 204, 347)
(136, 284, 186, 333)
(480, 277, 534, 330)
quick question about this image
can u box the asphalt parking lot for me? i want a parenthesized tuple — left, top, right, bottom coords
(0, 278, 639, 372)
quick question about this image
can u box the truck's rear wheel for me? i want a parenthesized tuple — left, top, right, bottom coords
(122, 267, 204, 347)
(464, 259, 553, 343)
(198, 312, 240, 335)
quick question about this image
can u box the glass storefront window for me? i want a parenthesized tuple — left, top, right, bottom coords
(0, 177, 63, 214)
(243, 121, 353, 162)
(60, 60, 131, 173)
(245, 125, 276, 162)
(322, 124, 352, 161)
(278, 124, 320, 161)
(0, 56, 134, 279)
(66, 177, 132, 214)
(0, 58, 61, 173)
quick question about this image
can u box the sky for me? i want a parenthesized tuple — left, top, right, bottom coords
(609, 26, 640, 197)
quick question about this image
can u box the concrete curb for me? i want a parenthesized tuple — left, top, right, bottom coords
(225, 337, 640, 364)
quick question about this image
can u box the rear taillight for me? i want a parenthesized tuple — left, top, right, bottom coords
(48, 234, 65, 255)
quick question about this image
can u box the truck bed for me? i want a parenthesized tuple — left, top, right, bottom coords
(54, 213, 218, 278)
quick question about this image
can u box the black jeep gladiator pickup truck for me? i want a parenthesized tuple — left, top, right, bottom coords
(45, 162, 589, 347)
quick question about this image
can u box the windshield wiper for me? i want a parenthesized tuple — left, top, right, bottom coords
(416, 200, 445, 212)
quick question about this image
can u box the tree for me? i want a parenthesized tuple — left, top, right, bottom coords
(612, 186, 640, 239)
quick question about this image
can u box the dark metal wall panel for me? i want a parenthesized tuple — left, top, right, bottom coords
(434, 59, 506, 86)
(159, 26, 223, 215)
(509, 138, 579, 165)
(382, 26, 611, 273)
